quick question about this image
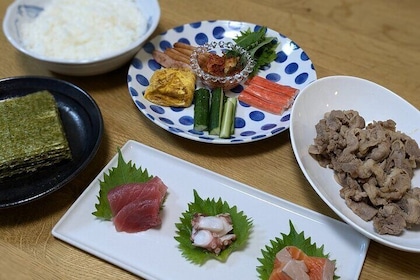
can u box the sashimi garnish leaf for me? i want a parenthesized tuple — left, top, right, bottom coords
(257, 220, 339, 280)
(232, 26, 279, 77)
(174, 189, 253, 265)
(92, 148, 153, 220)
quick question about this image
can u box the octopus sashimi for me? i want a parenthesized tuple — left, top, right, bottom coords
(269, 246, 335, 280)
(107, 176, 168, 233)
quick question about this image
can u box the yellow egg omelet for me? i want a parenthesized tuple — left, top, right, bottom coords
(144, 68, 196, 107)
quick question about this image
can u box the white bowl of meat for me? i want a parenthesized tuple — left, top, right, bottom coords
(289, 75, 420, 252)
(3, 0, 160, 76)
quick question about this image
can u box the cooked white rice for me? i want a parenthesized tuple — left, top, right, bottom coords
(20, 0, 148, 61)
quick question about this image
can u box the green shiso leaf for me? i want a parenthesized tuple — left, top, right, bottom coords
(257, 220, 339, 280)
(92, 149, 153, 220)
(174, 189, 253, 265)
(233, 26, 279, 77)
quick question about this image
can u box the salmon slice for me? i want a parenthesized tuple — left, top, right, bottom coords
(270, 260, 309, 280)
(304, 256, 335, 280)
(270, 246, 309, 280)
(269, 246, 335, 280)
(286, 246, 308, 261)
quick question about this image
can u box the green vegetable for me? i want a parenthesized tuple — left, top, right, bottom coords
(257, 220, 338, 280)
(208, 87, 225, 135)
(92, 149, 153, 220)
(175, 189, 253, 265)
(193, 88, 210, 131)
(232, 26, 279, 77)
(219, 97, 237, 138)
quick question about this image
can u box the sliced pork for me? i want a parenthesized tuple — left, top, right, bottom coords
(309, 110, 420, 235)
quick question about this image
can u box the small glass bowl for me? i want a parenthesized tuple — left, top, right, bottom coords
(190, 41, 255, 90)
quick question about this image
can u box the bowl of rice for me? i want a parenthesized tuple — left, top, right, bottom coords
(3, 0, 160, 76)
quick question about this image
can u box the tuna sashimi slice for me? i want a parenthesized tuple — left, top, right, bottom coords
(107, 176, 167, 217)
(107, 176, 168, 233)
(113, 199, 162, 233)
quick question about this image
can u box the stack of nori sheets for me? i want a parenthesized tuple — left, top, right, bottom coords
(0, 90, 72, 179)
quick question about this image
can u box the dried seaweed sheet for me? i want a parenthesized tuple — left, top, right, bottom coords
(0, 91, 72, 179)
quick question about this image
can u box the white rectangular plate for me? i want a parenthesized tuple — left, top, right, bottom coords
(52, 140, 369, 279)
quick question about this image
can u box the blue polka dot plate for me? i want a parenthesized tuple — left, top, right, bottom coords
(127, 20, 317, 144)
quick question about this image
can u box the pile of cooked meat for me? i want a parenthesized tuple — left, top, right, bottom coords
(308, 110, 420, 235)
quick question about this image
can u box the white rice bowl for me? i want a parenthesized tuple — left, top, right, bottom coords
(3, 0, 160, 76)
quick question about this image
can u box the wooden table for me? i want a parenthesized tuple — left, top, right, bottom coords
(1, 0, 419, 279)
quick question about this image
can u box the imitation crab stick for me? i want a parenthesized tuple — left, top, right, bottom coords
(242, 85, 294, 107)
(246, 76, 299, 97)
(239, 76, 299, 115)
(239, 89, 286, 115)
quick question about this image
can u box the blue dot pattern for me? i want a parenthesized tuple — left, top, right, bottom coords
(127, 20, 317, 144)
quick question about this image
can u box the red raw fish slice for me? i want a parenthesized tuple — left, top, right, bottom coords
(113, 198, 162, 233)
(269, 246, 335, 280)
(303, 257, 335, 280)
(107, 176, 167, 216)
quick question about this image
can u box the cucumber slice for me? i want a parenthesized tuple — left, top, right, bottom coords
(209, 88, 225, 135)
(193, 88, 210, 131)
(219, 97, 237, 138)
